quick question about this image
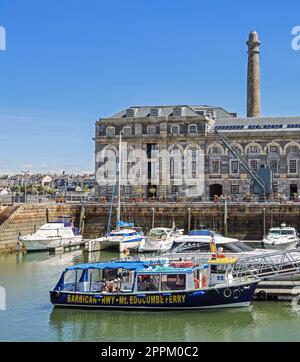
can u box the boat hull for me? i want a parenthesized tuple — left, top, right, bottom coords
(22, 236, 83, 252)
(50, 281, 258, 310)
(89, 237, 143, 253)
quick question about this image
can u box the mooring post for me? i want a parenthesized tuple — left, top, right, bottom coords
(46, 208, 49, 223)
(151, 207, 155, 229)
(224, 199, 228, 236)
(263, 207, 266, 238)
(187, 208, 191, 233)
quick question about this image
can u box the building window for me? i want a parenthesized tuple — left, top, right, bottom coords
(269, 160, 278, 174)
(250, 146, 258, 154)
(188, 124, 197, 134)
(150, 108, 158, 117)
(270, 146, 278, 153)
(171, 125, 180, 134)
(192, 161, 197, 179)
(123, 126, 132, 136)
(172, 186, 179, 195)
(289, 160, 297, 174)
(126, 108, 135, 118)
(125, 186, 131, 195)
(211, 160, 220, 174)
(211, 147, 221, 154)
(173, 107, 182, 117)
(231, 185, 239, 194)
(147, 126, 156, 134)
(291, 146, 298, 153)
(250, 160, 258, 171)
(231, 160, 239, 174)
(106, 127, 115, 136)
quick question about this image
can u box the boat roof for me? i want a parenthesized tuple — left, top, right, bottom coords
(188, 230, 213, 236)
(66, 261, 148, 271)
(40, 223, 70, 230)
(174, 235, 239, 244)
(65, 260, 210, 273)
(110, 229, 137, 234)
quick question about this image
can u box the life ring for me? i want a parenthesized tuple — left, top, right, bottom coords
(223, 288, 232, 298)
(233, 289, 241, 299)
(194, 278, 200, 289)
(202, 275, 207, 288)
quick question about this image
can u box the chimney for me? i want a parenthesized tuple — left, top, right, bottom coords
(247, 31, 261, 117)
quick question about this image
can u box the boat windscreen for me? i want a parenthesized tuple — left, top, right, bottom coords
(280, 230, 294, 236)
(221, 242, 254, 252)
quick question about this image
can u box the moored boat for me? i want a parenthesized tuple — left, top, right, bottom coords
(138, 227, 182, 253)
(20, 218, 83, 252)
(262, 223, 299, 249)
(50, 257, 259, 310)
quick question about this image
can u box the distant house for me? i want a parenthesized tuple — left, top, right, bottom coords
(39, 175, 53, 187)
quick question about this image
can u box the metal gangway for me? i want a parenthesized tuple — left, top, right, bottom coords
(233, 249, 300, 279)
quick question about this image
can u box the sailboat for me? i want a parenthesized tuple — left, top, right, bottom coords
(88, 132, 145, 253)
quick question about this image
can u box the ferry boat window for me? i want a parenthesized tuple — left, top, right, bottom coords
(87, 269, 103, 292)
(63, 270, 84, 291)
(137, 274, 160, 291)
(161, 274, 186, 291)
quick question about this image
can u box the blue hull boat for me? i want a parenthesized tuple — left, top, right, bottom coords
(50, 257, 259, 310)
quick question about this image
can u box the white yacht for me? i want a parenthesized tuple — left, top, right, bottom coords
(20, 219, 83, 252)
(262, 223, 299, 249)
(162, 229, 272, 260)
(138, 227, 183, 253)
(87, 132, 145, 253)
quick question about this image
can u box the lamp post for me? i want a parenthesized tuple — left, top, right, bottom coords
(21, 170, 29, 203)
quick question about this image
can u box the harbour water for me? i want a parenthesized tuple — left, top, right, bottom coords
(1, 248, 300, 342)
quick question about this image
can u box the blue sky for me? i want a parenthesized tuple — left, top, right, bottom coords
(1, 0, 300, 174)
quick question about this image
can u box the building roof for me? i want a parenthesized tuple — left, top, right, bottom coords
(213, 116, 300, 132)
(105, 105, 234, 120)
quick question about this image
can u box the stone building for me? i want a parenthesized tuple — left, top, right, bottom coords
(94, 31, 300, 201)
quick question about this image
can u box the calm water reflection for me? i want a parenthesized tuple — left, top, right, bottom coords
(1, 248, 300, 341)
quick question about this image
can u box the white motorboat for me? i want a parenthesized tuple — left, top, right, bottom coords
(20, 219, 83, 252)
(88, 221, 145, 253)
(138, 227, 183, 253)
(262, 223, 299, 249)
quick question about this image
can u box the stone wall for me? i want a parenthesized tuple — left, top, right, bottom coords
(0, 204, 81, 253)
(1, 202, 300, 253)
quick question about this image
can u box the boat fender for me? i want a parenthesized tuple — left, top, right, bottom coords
(223, 288, 232, 298)
(194, 278, 200, 289)
(233, 289, 241, 299)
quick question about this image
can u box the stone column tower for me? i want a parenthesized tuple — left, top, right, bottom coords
(247, 31, 261, 117)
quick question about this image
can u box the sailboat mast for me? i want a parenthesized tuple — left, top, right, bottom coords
(117, 132, 122, 228)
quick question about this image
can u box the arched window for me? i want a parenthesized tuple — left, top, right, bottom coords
(188, 124, 197, 134)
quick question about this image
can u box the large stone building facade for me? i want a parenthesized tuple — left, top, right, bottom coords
(94, 105, 300, 201)
(94, 31, 300, 201)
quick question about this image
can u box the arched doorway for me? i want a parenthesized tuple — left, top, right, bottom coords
(209, 184, 223, 201)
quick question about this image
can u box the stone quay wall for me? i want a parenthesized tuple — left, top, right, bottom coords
(1, 202, 300, 253)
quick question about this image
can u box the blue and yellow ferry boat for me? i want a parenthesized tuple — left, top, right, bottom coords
(50, 257, 259, 310)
